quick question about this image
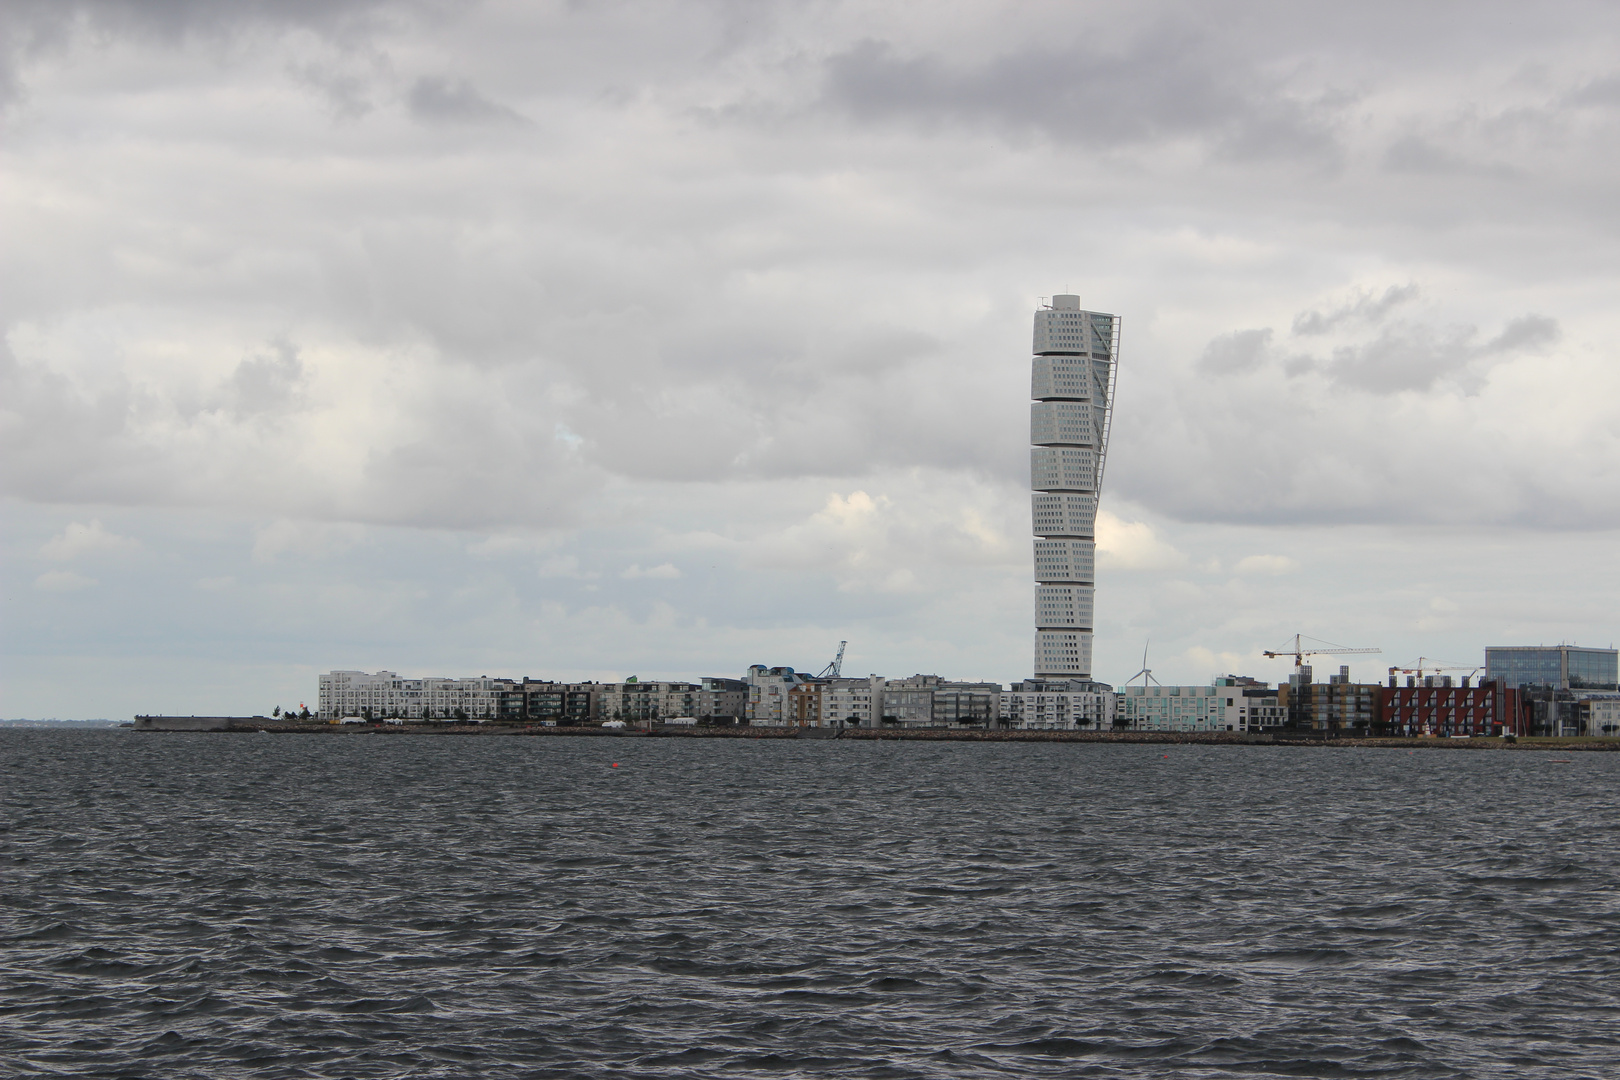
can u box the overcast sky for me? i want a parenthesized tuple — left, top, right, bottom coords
(5, 0, 1620, 718)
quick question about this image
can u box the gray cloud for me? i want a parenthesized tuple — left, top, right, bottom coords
(0, 0, 396, 112)
(8, 0, 1620, 717)
(407, 76, 526, 125)
(822, 33, 1343, 160)
(293, 61, 377, 121)
(1325, 315, 1559, 394)
(1198, 328, 1273, 375)
(222, 341, 305, 418)
(1292, 285, 1418, 336)
(1566, 75, 1620, 108)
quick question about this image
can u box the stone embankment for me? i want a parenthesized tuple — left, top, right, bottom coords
(129, 717, 1620, 750)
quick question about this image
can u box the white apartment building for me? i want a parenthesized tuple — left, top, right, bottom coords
(321, 671, 743, 724)
(597, 681, 699, 722)
(743, 670, 888, 728)
(745, 665, 809, 726)
(818, 676, 886, 727)
(1212, 677, 1286, 731)
(1585, 694, 1620, 736)
(1001, 681, 1115, 730)
(318, 670, 508, 720)
(1031, 294, 1118, 680)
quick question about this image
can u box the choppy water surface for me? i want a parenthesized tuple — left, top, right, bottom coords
(3, 732, 1618, 1078)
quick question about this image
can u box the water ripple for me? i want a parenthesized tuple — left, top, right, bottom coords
(2, 731, 1618, 1077)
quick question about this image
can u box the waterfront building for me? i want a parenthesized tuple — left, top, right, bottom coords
(931, 681, 1001, 727)
(745, 665, 809, 725)
(1484, 646, 1618, 735)
(1284, 665, 1381, 733)
(1378, 676, 1525, 737)
(787, 682, 824, 726)
(759, 675, 890, 728)
(818, 676, 886, 728)
(320, 671, 738, 724)
(1123, 676, 1283, 733)
(880, 674, 943, 726)
(1000, 679, 1115, 730)
(1212, 676, 1284, 731)
(1118, 683, 1225, 732)
(1485, 645, 1619, 691)
(504, 680, 598, 723)
(873, 675, 1000, 728)
(1031, 293, 1117, 680)
(1583, 694, 1620, 736)
(699, 677, 748, 721)
(318, 670, 513, 720)
(597, 680, 723, 723)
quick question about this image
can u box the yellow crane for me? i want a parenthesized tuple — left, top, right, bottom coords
(1388, 658, 1480, 681)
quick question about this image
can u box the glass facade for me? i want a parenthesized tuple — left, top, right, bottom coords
(1486, 646, 1619, 692)
(1567, 649, 1619, 691)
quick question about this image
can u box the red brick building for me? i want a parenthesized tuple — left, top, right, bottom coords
(1378, 678, 1526, 737)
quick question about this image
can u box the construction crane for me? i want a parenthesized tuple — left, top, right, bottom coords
(816, 641, 847, 680)
(1389, 658, 1480, 680)
(1263, 634, 1381, 668)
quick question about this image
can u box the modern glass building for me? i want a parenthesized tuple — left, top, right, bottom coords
(1485, 645, 1619, 692)
(1031, 295, 1117, 678)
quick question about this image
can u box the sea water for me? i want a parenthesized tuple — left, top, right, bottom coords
(3, 730, 1617, 1078)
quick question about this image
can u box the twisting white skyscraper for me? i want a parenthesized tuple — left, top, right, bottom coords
(1031, 294, 1117, 679)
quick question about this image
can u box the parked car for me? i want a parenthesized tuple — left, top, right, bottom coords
(601, 720, 628, 729)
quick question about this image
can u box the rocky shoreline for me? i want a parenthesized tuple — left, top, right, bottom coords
(128, 718, 1620, 750)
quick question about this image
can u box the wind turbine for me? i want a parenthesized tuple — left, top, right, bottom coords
(1126, 641, 1160, 688)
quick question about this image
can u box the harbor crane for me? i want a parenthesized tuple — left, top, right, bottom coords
(816, 641, 847, 679)
(1263, 634, 1381, 668)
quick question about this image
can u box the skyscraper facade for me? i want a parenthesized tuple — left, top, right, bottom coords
(1031, 294, 1117, 678)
